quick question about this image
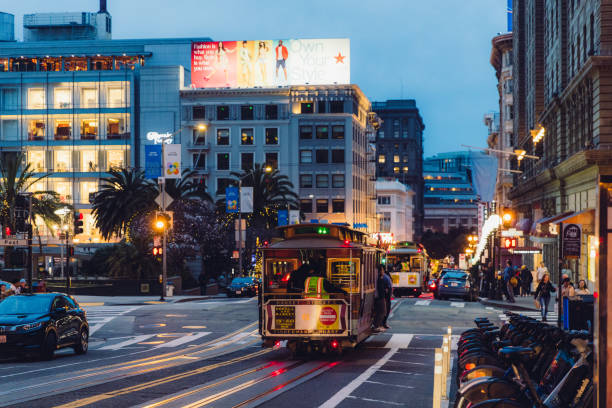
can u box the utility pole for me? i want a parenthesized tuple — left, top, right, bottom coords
(238, 178, 242, 278)
(159, 177, 167, 301)
(27, 194, 33, 292)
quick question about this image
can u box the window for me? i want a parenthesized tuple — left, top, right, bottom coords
(107, 88, 123, 108)
(81, 150, 98, 172)
(2, 89, 17, 109)
(331, 150, 344, 163)
(81, 88, 97, 108)
(55, 120, 71, 140)
(54, 150, 71, 172)
(332, 174, 345, 188)
(107, 118, 126, 139)
(472, 218, 478, 225)
(332, 199, 344, 213)
(53, 181, 72, 203)
(316, 150, 328, 163)
(217, 105, 229, 120)
(217, 153, 230, 170)
(300, 174, 313, 188)
(265, 152, 278, 170)
(380, 212, 391, 232)
(193, 106, 206, 120)
(316, 199, 328, 213)
(316, 125, 329, 139)
(217, 129, 230, 145)
(300, 150, 312, 163)
(316, 174, 329, 188)
(403, 155, 409, 163)
(403, 166, 409, 172)
(28, 151, 45, 172)
(330, 101, 344, 113)
(300, 199, 312, 213)
(81, 182, 98, 204)
(265, 128, 278, 144)
(460, 218, 468, 225)
(193, 128, 206, 145)
(107, 150, 125, 169)
(317, 101, 326, 113)
(28, 119, 45, 140)
(217, 178, 233, 194)
(377, 196, 391, 205)
(378, 155, 386, 164)
(265, 104, 278, 120)
(193, 153, 206, 169)
(301, 102, 314, 114)
(393, 167, 400, 173)
(241, 152, 254, 171)
(240, 105, 254, 120)
(81, 119, 98, 140)
(332, 125, 344, 139)
(393, 120, 400, 138)
(28, 88, 46, 109)
(393, 155, 400, 163)
(241, 128, 254, 145)
(300, 126, 313, 139)
(1, 120, 17, 141)
(402, 128, 409, 138)
(378, 130, 385, 139)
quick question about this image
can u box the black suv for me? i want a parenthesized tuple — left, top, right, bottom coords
(0, 293, 89, 360)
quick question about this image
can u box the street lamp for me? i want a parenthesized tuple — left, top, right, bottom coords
(54, 207, 71, 289)
(153, 212, 170, 301)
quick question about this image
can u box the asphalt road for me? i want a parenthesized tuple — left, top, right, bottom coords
(0, 294, 505, 407)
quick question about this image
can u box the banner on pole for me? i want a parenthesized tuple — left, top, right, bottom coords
(289, 210, 300, 225)
(145, 145, 162, 179)
(163, 144, 181, 179)
(240, 187, 253, 213)
(226, 187, 239, 213)
(278, 210, 288, 226)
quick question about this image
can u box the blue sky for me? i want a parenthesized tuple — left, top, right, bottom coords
(6, 0, 508, 157)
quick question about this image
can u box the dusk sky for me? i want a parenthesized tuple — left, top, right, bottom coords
(6, 0, 508, 157)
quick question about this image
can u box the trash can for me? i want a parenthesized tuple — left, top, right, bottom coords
(567, 295, 594, 331)
(165, 284, 174, 297)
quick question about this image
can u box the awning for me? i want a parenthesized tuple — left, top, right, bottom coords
(551, 208, 595, 225)
(530, 212, 573, 236)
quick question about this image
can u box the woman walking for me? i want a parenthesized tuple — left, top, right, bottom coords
(534, 273, 556, 322)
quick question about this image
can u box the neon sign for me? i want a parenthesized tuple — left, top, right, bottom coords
(147, 132, 173, 144)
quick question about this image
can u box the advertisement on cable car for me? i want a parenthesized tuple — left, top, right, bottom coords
(264, 299, 349, 336)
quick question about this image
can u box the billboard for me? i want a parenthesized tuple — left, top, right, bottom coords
(191, 38, 350, 88)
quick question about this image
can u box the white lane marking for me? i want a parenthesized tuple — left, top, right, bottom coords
(214, 331, 254, 347)
(386, 359, 425, 366)
(415, 300, 431, 306)
(154, 332, 211, 348)
(383, 334, 414, 349)
(451, 334, 460, 351)
(320, 347, 398, 408)
(98, 334, 157, 351)
(198, 298, 256, 305)
(364, 380, 415, 389)
(377, 369, 422, 375)
(86, 306, 140, 336)
(388, 299, 404, 319)
(346, 395, 405, 406)
(485, 306, 494, 310)
(450, 302, 465, 308)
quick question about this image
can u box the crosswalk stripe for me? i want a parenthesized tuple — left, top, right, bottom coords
(153, 332, 211, 348)
(98, 334, 157, 350)
(383, 334, 414, 349)
(450, 302, 465, 308)
(414, 300, 431, 306)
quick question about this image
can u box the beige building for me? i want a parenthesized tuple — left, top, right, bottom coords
(375, 178, 415, 242)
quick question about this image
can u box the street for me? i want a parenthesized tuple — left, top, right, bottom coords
(0, 295, 503, 408)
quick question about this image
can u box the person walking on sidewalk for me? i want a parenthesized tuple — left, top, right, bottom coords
(534, 273, 556, 322)
(503, 260, 516, 303)
(520, 265, 533, 296)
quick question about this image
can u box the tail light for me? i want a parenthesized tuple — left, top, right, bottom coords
(331, 339, 339, 349)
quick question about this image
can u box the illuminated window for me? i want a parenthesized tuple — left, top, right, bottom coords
(81, 88, 98, 108)
(28, 119, 45, 140)
(54, 88, 71, 109)
(216, 128, 230, 145)
(81, 150, 98, 172)
(393, 155, 400, 163)
(81, 119, 98, 140)
(332, 125, 345, 139)
(403, 166, 409, 172)
(28, 88, 45, 109)
(265, 128, 278, 145)
(54, 151, 71, 172)
(107, 150, 125, 170)
(107, 117, 127, 139)
(241, 128, 254, 145)
(107, 88, 123, 108)
(403, 155, 409, 162)
(80, 182, 98, 204)
(393, 167, 400, 173)
(265, 152, 278, 170)
(53, 181, 72, 203)
(27, 151, 45, 172)
(378, 155, 386, 164)
(55, 119, 71, 140)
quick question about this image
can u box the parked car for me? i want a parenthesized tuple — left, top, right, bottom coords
(226, 277, 258, 297)
(0, 293, 89, 360)
(436, 270, 477, 301)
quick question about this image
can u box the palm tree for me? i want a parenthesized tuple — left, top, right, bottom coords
(92, 167, 157, 240)
(165, 169, 213, 202)
(0, 153, 63, 266)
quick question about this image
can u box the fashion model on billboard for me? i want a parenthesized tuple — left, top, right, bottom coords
(275, 40, 289, 82)
(239, 41, 253, 86)
(205, 42, 235, 84)
(256, 41, 269, 86)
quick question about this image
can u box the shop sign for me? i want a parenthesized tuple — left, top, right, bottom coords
(146, 132, 173, 144)
(562, 223, 581, 259)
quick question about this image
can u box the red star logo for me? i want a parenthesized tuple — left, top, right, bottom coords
(334, 52, 346, 64)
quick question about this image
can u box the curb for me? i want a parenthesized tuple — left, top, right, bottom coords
(478, 297, 539, 312)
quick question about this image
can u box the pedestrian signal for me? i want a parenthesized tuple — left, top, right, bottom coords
(503, 238, 517, 248)
(153, 247, 163, 256)
(73, 212, 84, 234)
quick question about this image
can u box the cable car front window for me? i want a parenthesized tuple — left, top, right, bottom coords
(265, 259, 297, 291)
(327, 259, 360, 293)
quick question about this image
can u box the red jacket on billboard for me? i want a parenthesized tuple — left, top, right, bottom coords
(276, 45, 288, 60)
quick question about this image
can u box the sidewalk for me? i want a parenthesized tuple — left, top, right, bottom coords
(478, 294, 539, 312)
(73, 294, 227, 306)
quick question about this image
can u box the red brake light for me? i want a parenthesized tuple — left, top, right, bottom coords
(331, 339, 338, 349)
(344, 240, 350, 246)
(281, 273, 290, 282)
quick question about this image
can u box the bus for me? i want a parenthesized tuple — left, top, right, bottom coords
(386, 242, 430, 297)
(259, 224, 385, 355)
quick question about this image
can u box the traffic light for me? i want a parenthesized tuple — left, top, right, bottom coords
(503, 238, 517, 249)
(153, 212, 172, 232)
(73, 212, 84, 234)
(68, 246, 75, 257)
(4, 226, 10, 236)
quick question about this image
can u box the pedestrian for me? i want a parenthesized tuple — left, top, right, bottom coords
(382, 267, 393, 330)
(536, 262, 548, 282)
(534, 273, 556, 322)
(561, 277, 576, 298)
(513, 267, 521, 296)
(372, 265, 387, 332)
(503, 260, 516, 303)
(575, 279, 590, 296)
(520, 265, 533, 296)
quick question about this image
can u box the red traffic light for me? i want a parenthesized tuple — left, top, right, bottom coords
(153, 247, 163, 256)
(4, 227, 10, 236)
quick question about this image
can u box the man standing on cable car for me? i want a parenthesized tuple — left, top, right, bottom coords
(303, 264, 346, 298)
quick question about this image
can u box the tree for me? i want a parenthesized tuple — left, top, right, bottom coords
(165, 169, 213, 202)
(0, 153, 63, 267)
(91, 168, 157, 240)
(105, 238, 159, 279)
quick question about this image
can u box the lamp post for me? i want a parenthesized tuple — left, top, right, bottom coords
(153, 211, 168, 301)
(54, 207, 71, 290)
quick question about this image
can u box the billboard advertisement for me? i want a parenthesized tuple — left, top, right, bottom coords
(163, 144, 181, 179)
(191, 38, 350, 88)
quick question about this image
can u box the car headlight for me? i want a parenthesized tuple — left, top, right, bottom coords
(17, 322, 43, 332)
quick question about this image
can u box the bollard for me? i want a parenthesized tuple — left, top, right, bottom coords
(447, 326, 452, 336)
(441, 338, 449, 398)
(443, 334, 451, 374)
(433, 348, 443, 408)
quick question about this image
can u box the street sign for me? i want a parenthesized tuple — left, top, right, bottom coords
(562, 223, 581, 259)
(0, 238, 27, 246)
(155, 191, 174, 210)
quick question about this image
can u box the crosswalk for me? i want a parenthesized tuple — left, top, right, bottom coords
(84, 306, 141, 335)
(498, 311, 559, 323)
(94, 331, 213, 351)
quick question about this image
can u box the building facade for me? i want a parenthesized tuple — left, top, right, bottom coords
(375, 178, 414, 243)
(423, 152, 478, 234)
(178, 84, 379, 232)
(372, 99, 425, 238)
